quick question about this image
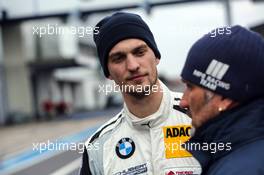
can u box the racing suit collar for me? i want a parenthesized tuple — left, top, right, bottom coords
(123, 81, 171, 129)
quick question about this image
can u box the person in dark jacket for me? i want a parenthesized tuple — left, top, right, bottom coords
(179, 25, 264, 175)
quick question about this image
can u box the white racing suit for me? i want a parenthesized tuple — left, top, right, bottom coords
(80, 82, 202, 175)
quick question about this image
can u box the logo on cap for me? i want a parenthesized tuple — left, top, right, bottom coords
(205, 59, 229, 80)
(192, 59, 230, 91)
(115, 137, 135, 159)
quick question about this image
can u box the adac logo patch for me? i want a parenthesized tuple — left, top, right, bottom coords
(115, 138, 135, 159)
(163, 125, 192, 159)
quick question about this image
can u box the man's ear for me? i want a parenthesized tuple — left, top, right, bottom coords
(155, 58, 160, 65)
(220, 97, 236, 111)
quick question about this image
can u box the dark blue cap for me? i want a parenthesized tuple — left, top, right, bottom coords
(181, 25, 264, 102)
(93, 12, 161, 77)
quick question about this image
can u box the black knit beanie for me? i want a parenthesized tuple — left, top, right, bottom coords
(93, 12, 161, 77)
(181, 25, 264, 102)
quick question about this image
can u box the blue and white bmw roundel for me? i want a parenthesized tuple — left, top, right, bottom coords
(115, 137, 136, 159)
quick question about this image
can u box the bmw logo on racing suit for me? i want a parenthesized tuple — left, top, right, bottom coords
(115, 138, 135, 159)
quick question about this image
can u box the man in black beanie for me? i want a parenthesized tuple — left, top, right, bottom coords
(180, 25, 264, 175)
(80, 12, 201, 175)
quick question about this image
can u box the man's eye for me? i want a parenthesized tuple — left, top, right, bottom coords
(111, 56, 124, 63)
(134, 49, 146, 56)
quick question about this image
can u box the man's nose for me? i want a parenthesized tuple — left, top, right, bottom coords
(126, 55, 140, 71)
(179, 93, 189, 109)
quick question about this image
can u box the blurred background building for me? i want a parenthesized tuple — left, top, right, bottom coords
(0, 0, 264, 125)
(0, 1, 264, 175)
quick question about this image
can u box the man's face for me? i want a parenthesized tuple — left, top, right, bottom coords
(180, 81, 222, 128)
(108, 38, 160, 97)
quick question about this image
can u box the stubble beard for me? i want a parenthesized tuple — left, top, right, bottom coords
(191, 91, 217, 128)
(127, 71, 158, 99)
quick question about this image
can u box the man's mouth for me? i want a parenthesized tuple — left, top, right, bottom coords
(127, 74, 147, 81)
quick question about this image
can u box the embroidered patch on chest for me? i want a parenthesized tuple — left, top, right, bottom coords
(163, 125, 192, 159)
(115, 137, 136, 159)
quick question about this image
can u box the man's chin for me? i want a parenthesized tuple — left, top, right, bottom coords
(127, 78, 145, 85)
(127, 91, 149, 98)
(126, 80, 148, 87)
(186, 111, 192, 118)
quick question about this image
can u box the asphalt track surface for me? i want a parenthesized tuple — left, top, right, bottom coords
(0, 108, 121, 175)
